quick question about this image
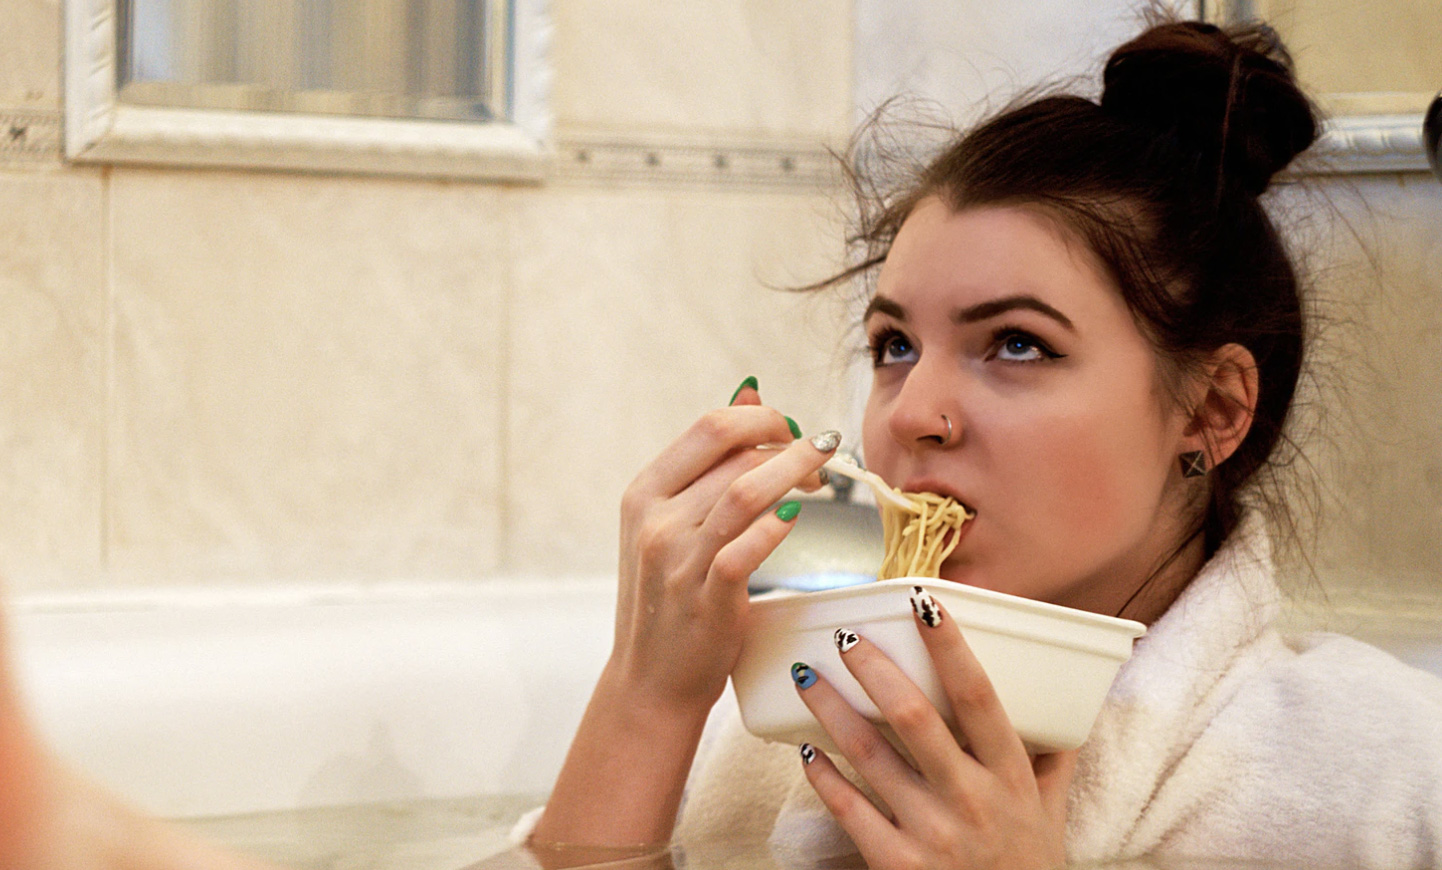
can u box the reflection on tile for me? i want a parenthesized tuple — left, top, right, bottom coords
(505, 185, 852, 573)
(108, 168, 508, 584)
(0, 0, 61, 110)
(180, 794, 542, 870)
(552, 0, 851, 140)
(0, 169, 104, 591)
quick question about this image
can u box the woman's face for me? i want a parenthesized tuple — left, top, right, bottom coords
(862, 198, 1195, 617)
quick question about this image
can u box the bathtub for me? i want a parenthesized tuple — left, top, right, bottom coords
(10, 577, 1442, 868)
(9, 579, 617, 827)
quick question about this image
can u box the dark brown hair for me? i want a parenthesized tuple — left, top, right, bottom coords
(817, 19, 1320, 557)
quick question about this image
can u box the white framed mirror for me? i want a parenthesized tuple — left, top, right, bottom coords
(64, 0, 551, 180)
(1206, 0, 1439, 173)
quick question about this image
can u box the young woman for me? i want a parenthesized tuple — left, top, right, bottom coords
(1, 16, 1438, 870)
(531, 17, 1442, 870)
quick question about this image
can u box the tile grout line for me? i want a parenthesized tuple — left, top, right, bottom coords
(496, 187, 514, 573)
(99, 166, 113, 581)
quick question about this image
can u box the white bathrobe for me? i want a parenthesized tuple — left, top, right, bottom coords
(676, 519, 1442, 868)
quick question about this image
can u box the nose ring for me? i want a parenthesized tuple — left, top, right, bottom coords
(941, 414, 953, 446)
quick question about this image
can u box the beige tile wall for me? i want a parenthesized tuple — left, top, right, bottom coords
(0, 0, 854, 591)
(0, 0, 60, 110)
(0, 0, 1439, 605)
(551, 0, 851, 139)
(106, 169, 513, 584)
(0, 168, 105, 591)
(1286, 175, 1442, 607)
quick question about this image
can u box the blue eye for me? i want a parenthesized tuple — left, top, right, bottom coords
(869, 330, 917, 367)
(994, 330, 1060, 363)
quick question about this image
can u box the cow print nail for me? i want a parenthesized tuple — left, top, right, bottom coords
(800, 743, 817, 765)
(833, 628, 860, 653)
(910, 586, 943, 627)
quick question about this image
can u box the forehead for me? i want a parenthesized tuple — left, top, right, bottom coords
(875, 198, 1120, 316)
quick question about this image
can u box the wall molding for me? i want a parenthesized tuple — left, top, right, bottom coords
(0, 108, 63, 165)
(1312, 114, 1429, 175)
(550, 134, 840, 190)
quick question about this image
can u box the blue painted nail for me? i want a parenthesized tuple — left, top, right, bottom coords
(791, 662, 817, 689)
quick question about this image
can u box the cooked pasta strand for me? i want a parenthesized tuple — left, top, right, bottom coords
(876, 490, 974, 580)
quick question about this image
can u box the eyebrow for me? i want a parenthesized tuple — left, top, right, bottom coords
(864, 293, 1076, 332)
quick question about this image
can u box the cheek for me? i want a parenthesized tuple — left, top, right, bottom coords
(1007, 406, 1172, 542)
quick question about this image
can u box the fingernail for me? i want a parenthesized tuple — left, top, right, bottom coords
(809, 430, 841, 453)
(833, 628, 859, 653)
(775, 500, 801, 522)
(729, 376, 759, 405)
(785, 416, 802, 439)
(791, 662, 817, 689)
(910, 585, 943, 627)
(816, 467, 831, 488)
(800, 743, 817, 765)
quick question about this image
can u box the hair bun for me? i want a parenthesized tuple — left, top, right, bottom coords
(1100, 21, 1318, 196)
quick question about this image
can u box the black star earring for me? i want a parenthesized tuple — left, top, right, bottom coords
(1179, 450, 1208, 478)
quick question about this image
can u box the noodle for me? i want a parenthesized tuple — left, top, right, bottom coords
(876, 490, 974, 580)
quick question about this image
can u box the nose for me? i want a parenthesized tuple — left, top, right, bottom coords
(886, 357, 959, 449)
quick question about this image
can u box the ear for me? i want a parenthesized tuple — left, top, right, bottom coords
(1182, 343, 1259, 469)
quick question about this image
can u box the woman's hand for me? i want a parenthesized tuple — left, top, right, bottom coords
(793, 588, 1075, 870)
(610, 381, 836, 713)
(534, 378, 838, 851)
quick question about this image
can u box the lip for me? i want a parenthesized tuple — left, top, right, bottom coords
(900, 477, 974, 514)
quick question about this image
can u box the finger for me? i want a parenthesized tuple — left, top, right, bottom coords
(1033, 749, 1078, 829)
(703, 500, 806, 601)
(829, 632, 979, 793)
(908, 586, 1031, 780)
(630, 405, 796, 501)
(728, 375, 761, 407)
(791, 663, 926, 816)
(797, 742, 916, 867)
(693, 431, 840, 563)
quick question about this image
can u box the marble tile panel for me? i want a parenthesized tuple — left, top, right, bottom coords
(0, 167, 105, 591)
(504, 185, 854, 574)
(551, 0, 852, 141)
(1275, 174, 1442, 598)
(108, 168, 509, 584)
(0, 0, 61, 110)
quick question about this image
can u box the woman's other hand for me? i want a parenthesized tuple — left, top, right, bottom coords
(794, 588, 1074, 870)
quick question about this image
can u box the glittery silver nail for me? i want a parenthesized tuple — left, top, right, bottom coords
(816, 467, 831, 488)
(910, 586, 943, 627)
(800, 743, 817, 765)
(809, 430, 842, 453)
(834, 628, 860, 653)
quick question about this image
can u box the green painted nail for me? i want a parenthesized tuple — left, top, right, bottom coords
(785, 416, 802, 439)
(775, 500, 802, 522)
(729, 376, 759, 405)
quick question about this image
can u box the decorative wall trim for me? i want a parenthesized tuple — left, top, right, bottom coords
(0, 108, 62, 165)
(1313, 114, 1429, 175)
(550, 134, 840, 190)
(63, 0, 553, 182)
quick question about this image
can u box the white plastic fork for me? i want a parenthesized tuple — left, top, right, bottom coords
(823, 454, 915, 511)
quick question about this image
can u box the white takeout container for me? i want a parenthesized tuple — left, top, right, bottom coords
(732, 578, 1146, 754)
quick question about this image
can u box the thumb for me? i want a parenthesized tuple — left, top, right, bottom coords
(1033, 749, 1078, 828)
